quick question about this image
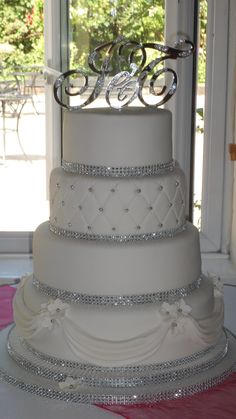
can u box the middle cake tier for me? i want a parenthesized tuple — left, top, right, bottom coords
(33, 221, 201, 294)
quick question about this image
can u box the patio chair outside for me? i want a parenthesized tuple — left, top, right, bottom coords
(0, 74, 32, 160)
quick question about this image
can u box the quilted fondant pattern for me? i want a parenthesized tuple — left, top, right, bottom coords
(49, 167, 186, 235)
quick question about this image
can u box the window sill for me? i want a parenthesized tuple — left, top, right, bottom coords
(202, 253, 236, 285)
(0, 254, 33, 280)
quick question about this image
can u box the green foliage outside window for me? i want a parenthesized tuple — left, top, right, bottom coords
(0, 0, 44, 71)
(69, 0, 165, 70)
(198, 0, 207, 84)
(0, 0, 207, 84)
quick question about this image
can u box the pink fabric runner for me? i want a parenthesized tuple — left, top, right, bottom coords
(1, 286, 236, 418)
(0, 285, 16, 330)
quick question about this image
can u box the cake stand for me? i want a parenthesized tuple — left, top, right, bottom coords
(0, 325, 236, 406)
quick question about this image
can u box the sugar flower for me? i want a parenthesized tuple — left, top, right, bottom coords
(59, 376, 79, 390)
(161, 298, 192, 335)
(32, 298, 69, 333)
(19, 273, 32, 289)
(213, 276, 223, 294)
(161, 298, 192, 320)
(161, 301, 179, 319)
(176, 298, 192, 316)
(207, 272, 223, 293)
(41, 298, 69, 315)
(32, 311, 55, 331)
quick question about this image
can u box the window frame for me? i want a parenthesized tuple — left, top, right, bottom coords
(200, 0, 234, 254)
(165, 0, 198, 215)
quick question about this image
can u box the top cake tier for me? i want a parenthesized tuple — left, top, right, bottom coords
(63, 108, 172, 167)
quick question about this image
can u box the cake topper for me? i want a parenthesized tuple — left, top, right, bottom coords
(54, 36, 194, 110)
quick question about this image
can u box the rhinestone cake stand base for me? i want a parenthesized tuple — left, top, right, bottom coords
(0, 326, 236, 405)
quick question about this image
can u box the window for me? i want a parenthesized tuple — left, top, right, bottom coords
(0, 1, 62, 256)
(67, 0, 165, 69)
(0, 1, 62, 276)
(0, 0, 47, 253)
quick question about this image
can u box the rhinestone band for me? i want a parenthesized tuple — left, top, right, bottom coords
(0, 366, 233, 405)
(32, 275, 202, 306)
(62, 159, 175, 177)
(23, 335, 218, 372)
(7, 328, 228, 389)
(49, 222, 186, 243)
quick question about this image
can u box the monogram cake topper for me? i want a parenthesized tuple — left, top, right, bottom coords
(54, 36, 194, 110)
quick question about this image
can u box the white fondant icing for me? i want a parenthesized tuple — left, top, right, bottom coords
(13, 275, 224, 366)
(33, 221, 201, 294)
(50, 166, 186, 235)
(63, 108, 172, 166)
(12, 107, 225, 369)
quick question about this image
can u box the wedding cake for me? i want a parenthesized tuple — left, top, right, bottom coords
(13, 107, 224, 369)
(1, 38, 235, 405)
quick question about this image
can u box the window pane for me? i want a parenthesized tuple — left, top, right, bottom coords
(193, 0, 207, 229)
(64, 2, 167, 113)
(68, 0, 165, 69)
(0, 1, 48, 232)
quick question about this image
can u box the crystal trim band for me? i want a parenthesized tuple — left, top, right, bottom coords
(0, 366, 233, 405)
(49, 222, 186, 243)
(7, 328, 228, 388)
(32, 275, 202, 306)
(22, 331, 220, 371)
(62, 159, 175, 177)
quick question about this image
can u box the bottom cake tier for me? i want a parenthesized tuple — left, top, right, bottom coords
(13, 273, 224, 367)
